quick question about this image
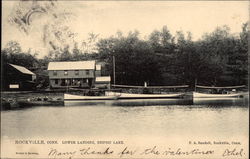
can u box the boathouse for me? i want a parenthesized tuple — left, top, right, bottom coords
(47, 61, 96, 89)
(1, 63, 36, 91)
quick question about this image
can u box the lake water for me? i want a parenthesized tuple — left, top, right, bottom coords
(1, 97, 248, 139)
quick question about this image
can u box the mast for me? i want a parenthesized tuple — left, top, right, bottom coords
(195, 78, 197, 92)
(113, 55, 116, 85)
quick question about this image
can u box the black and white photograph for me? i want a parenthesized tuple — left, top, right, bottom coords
(1, 1, 249, 158)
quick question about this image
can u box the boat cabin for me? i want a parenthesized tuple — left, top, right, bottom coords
(195, 85, 246, 94)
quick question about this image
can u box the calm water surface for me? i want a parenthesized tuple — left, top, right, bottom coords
(1, 98, 248, 139)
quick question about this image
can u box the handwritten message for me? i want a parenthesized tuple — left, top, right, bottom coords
(12, 139, 247, 159)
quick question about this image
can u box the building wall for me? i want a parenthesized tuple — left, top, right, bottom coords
(32, 75, 36, 81)
(50, 78, 90, 88)
(48, 70, 94, 79)
(95, 70, 101, 77)
(48, 69, 95, 88)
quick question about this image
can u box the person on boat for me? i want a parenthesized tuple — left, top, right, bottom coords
(222, 89, 227, 94)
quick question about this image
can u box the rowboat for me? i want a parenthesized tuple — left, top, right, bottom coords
(64, 93, 118, 101)
(105, 91, 185, 99)
(193, 92, 245, 98)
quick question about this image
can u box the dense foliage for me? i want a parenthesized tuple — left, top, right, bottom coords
(1, 23, 248, 88)
(96, 24, 248, 87)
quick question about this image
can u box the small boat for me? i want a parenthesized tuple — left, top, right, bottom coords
(193, 85, 247, 98)
(105, 91, 185, 99)
(193, 92, 244, 98)
(64, 93, 118, 101)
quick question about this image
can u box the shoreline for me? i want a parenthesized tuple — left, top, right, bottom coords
(1, 90, 248, 110)
(1, 91, 65, 110)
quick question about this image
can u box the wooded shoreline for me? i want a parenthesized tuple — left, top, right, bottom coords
(2, 23, 248, 90)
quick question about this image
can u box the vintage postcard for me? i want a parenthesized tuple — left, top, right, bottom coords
(1, 1, 249, 159)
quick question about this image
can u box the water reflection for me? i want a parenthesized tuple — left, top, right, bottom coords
(113, 98, 193, 106)
(1, 97, 248, 112)
(64, 98, 193, 107)
(64, 97, 248, 107)
(64, 100, 114, 106)
(1, 97, 248, 138)
(193, 97, 248, 107)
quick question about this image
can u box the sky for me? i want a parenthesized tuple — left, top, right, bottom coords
(2, 1, 249, 58)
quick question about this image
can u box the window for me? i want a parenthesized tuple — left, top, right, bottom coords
(75, 70, 79, 75)
(64, 70, 68, 76)
(86, 70, 90, 75)
(55, 79, 58, 84)
(53, 70, 57, 76)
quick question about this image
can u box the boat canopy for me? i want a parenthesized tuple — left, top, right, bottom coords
(112, 84, 189, 89)
(196, 85, 246, 89)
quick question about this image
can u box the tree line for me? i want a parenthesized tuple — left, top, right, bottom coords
(1, 23, 248, 88)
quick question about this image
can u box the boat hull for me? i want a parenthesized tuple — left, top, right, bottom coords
(64, 93, 118, 100)
(193, 92, 244, 98)
(105, 92, 184, 99)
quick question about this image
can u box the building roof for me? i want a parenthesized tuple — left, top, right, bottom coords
(47, 61, 96, 70)
(9, 64, 35, 75)
(95, 76, 111, 82)
(96, 64, 101, 71)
